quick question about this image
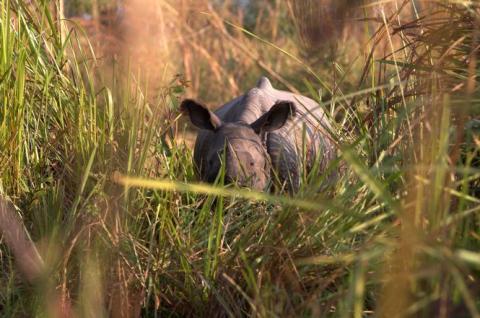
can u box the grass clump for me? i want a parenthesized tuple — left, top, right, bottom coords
(0, 0, 479, 317)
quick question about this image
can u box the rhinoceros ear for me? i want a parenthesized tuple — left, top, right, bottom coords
(181, 99, 222, 131)
(251, 101, 296, 134)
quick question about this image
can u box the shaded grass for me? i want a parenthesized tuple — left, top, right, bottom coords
(0, 0, 479, 317)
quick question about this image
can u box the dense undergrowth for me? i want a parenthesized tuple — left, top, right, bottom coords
(0, 0, 479, 317)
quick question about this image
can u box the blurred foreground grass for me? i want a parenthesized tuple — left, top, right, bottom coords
(0, 0, 479, 317)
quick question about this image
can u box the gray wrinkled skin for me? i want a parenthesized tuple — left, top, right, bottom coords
(195, 123, 270, 187)
(185, 76, 337, 192)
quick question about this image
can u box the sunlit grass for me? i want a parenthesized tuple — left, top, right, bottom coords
(0, 0, 479, 317)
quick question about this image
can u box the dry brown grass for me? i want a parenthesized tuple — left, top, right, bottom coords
(2, 1, 479, 317)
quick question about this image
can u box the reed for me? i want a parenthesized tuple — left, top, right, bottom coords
(0, 0, 478, 317)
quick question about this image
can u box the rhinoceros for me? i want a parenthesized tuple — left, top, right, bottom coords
(181, 76, 336, 192)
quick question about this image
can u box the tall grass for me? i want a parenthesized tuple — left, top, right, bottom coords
(0, 0, 479, 317)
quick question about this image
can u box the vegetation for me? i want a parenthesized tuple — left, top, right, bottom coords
(0, 0, 479, 317)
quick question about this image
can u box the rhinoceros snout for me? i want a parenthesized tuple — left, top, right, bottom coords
(225, 172, 264, 189)
(224, 150, 268, 190)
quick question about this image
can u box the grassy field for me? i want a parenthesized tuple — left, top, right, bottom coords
(0, 0, 479, 317)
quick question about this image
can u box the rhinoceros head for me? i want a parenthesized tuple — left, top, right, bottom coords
(181, 99, 295, 190)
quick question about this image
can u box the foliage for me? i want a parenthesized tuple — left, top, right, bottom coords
(0, 0, 479, 317)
